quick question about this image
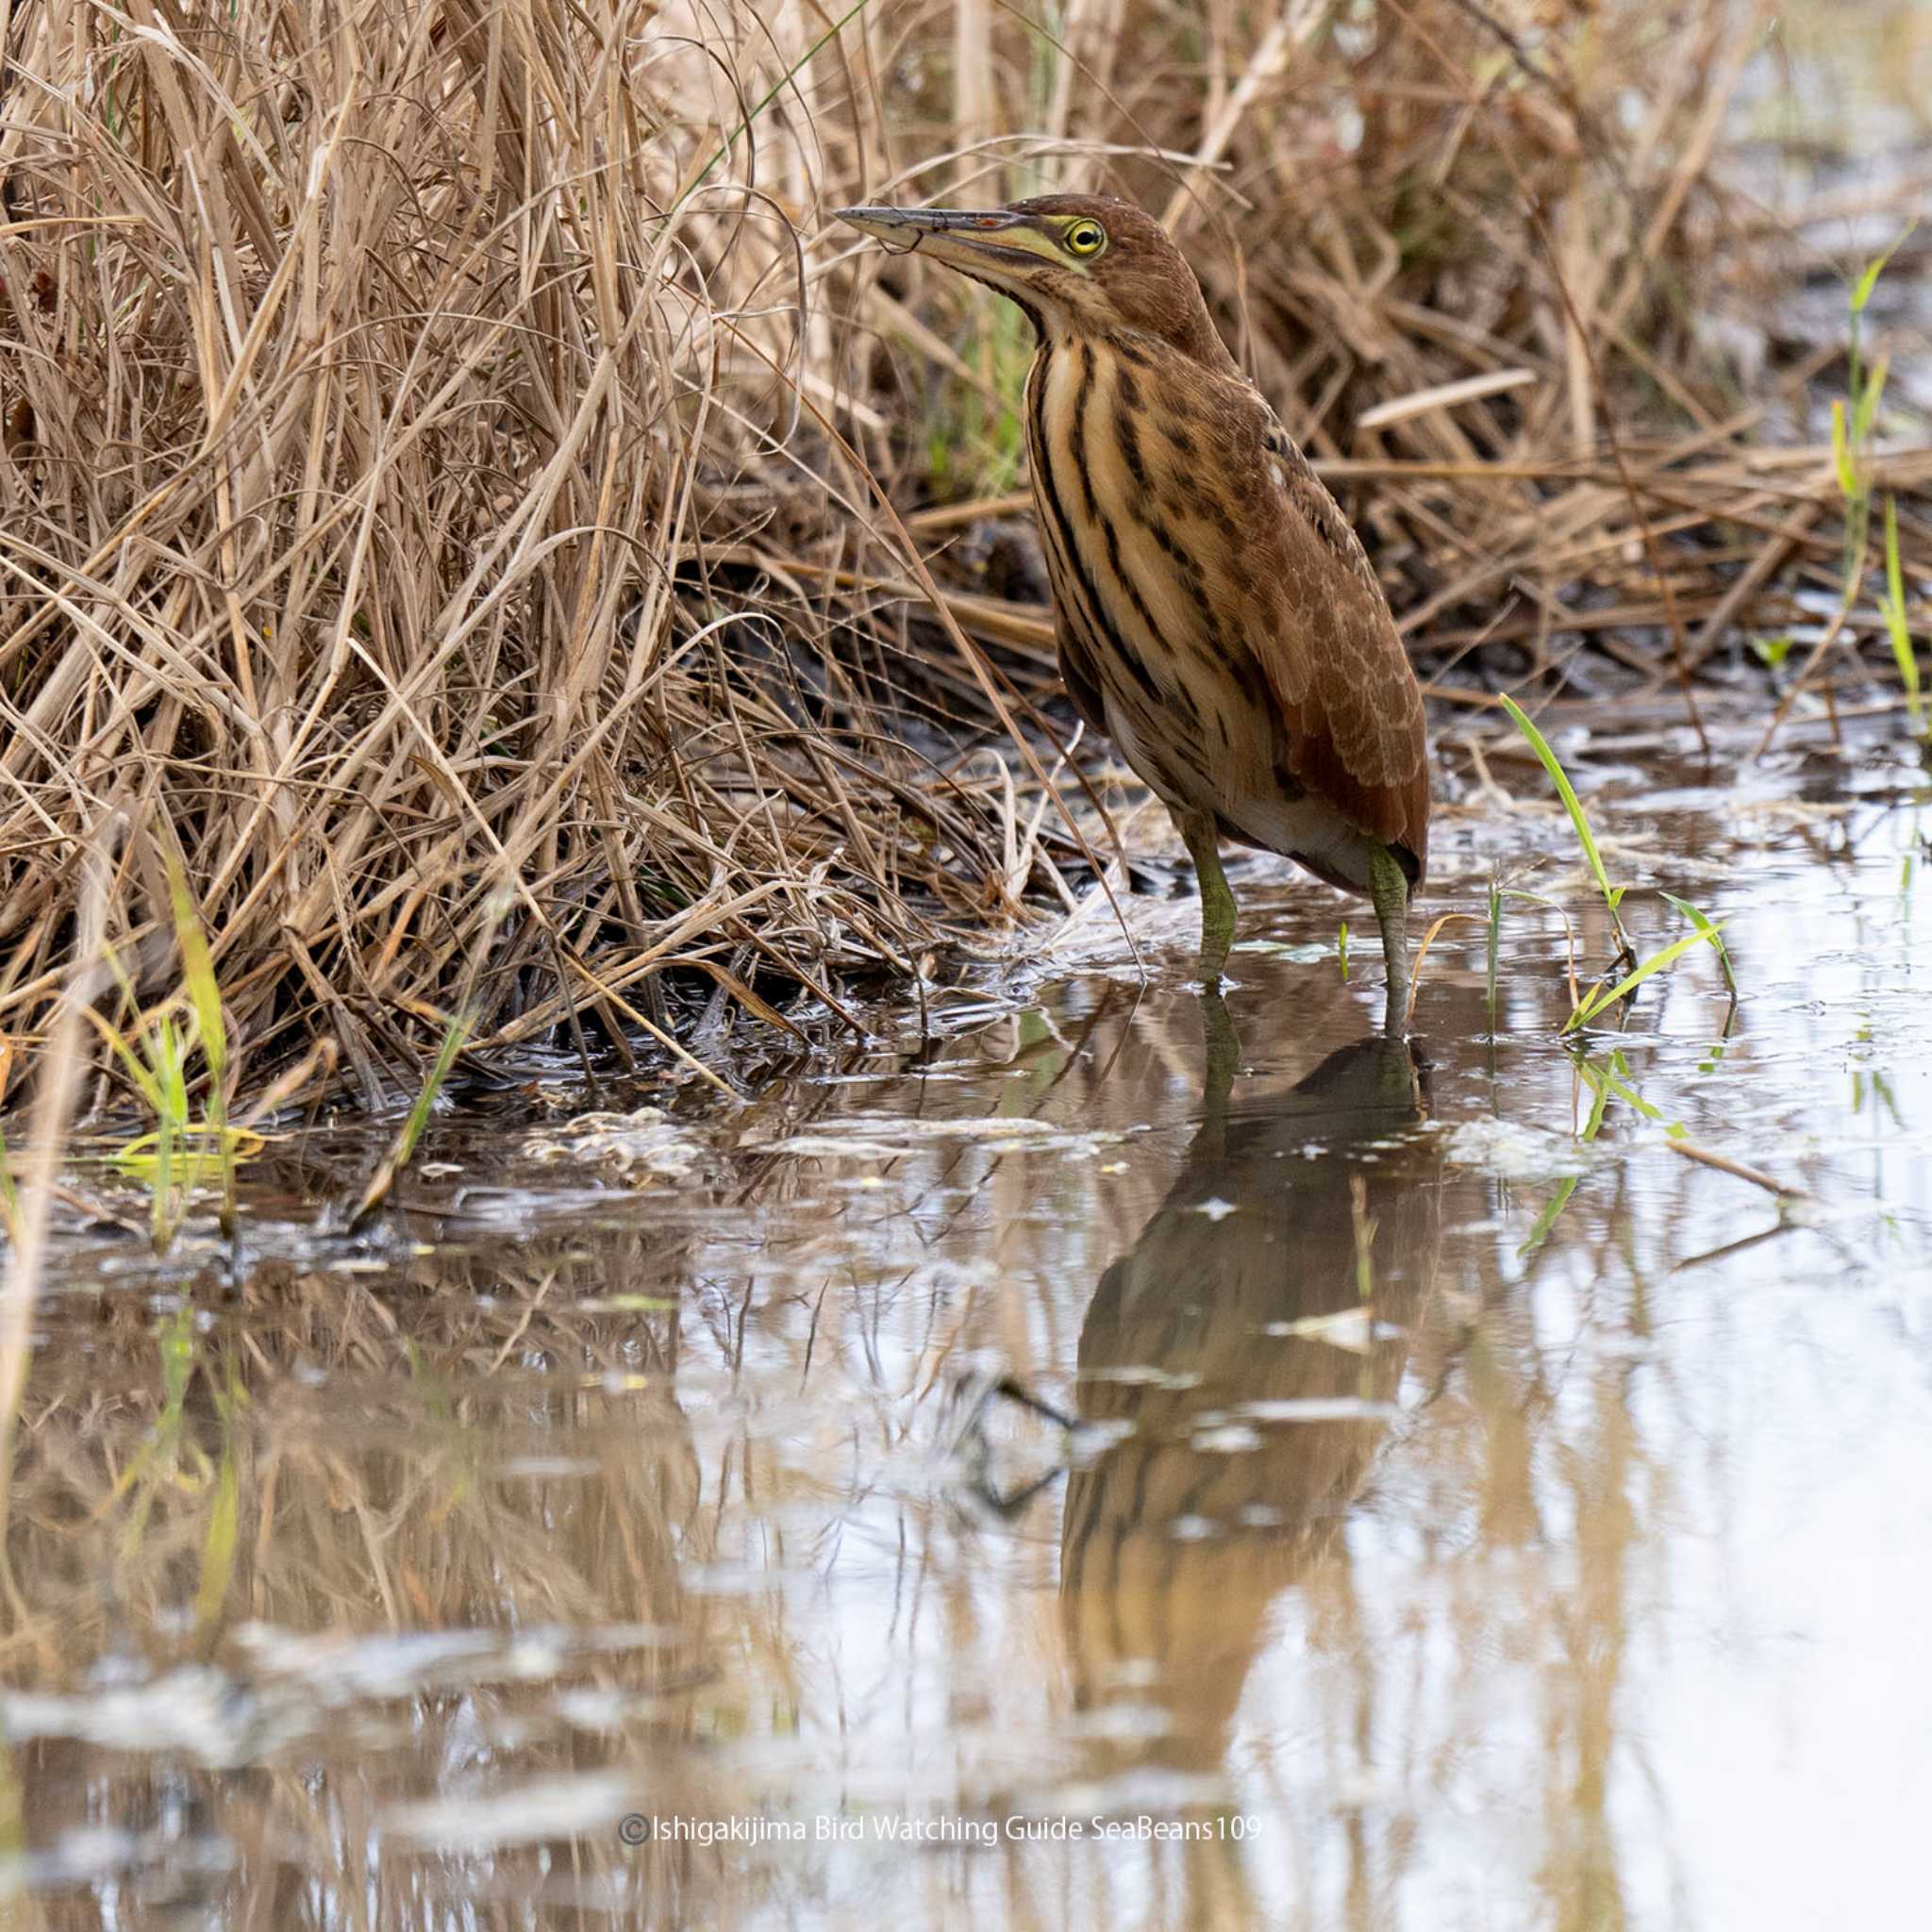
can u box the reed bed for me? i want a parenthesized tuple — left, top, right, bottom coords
(0, 0, 1925, 1111)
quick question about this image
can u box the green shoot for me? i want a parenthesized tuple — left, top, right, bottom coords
(1566, 917, 1728, 1033)
(1847, 220, 1916, 425)
(87, 993, 192, 1249)
(1849, 356, 1890, 449)
(399, 1013, 469, 1172)
(1497, 694, 1633, 969)
(1749, 634, 1794, 671)
(350, 1006, 470, 1231)
(170, 862, 236, 1236)
(1830, 395, 1854, 497)
(80, 879, 255, 1250)
(1831, 397, 1868, 592)
(1338, 921, 1350, 981)
(1837, 223, 1913, 596)
(1878, 496, 1924, 734)
(1659, 891, 1739, 1009)
(350, 880, 512, 1229)
(1850, 220, 1917, 314)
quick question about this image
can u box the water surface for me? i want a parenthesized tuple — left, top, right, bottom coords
(6, 721, 1931, 1929)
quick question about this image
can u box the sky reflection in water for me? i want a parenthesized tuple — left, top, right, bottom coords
(7, 737, 1932, 1929)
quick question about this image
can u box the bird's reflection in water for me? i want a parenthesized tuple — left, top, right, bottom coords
(1061, 994, 1443, 1778)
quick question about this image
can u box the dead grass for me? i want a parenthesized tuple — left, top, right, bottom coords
(0, 0, 1925, 1115)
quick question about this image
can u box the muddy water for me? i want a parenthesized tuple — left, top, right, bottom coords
(5, 725, 1932, 1929)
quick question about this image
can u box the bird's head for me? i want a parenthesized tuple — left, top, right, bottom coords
(833, 193, 1235, 370)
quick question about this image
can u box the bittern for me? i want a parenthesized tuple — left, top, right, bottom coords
(835, 195, 1430, 1037)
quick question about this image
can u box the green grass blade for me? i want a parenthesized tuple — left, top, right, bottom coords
(1497, 695, 1627, 946)
(170, 870, 225, 1089)
(154, 1017, 189, 1130)
(1830, 398, 1855, 499)
(79, 1006, 168, 1118)
(396, 1012, 467, 1174)
(1850, 355, 1890, 448)
(1852, 219, 1919, 313)
(1659, 892, 1739, 1003)
(349, 1008, 471, 1230)
(169, 861, 236, 1232)
(1880, 496, 1924, 730)
(1565, 922, 1726, 1032)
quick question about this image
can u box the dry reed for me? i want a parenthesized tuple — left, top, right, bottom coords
(0, 0, 1924, 1112)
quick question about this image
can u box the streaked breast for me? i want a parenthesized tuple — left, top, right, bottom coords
(1024, 337, 1253, 801)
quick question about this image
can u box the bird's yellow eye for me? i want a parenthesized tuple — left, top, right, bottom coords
(1063, 220, 1107, 258)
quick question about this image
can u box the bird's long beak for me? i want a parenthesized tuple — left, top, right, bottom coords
(832, 205, 1048, 279)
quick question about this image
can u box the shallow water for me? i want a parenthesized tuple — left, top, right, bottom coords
(6, 720, 1932, 1930)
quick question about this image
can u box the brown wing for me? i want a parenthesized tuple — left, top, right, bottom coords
(1218, 384, 1431, 885)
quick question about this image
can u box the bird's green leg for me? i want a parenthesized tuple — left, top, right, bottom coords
(1368, 842, 1412, 1041)
(1199, 986, 1240, 1126)
(1174, 808, 1237, 985)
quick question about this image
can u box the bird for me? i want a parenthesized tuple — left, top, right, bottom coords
(834, 193, 1431, 1037)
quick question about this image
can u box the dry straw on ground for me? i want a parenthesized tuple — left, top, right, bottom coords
(0, 0, 1925, 1111)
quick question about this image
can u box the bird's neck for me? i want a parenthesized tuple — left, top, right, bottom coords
(1030, 315, 1240, 381)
